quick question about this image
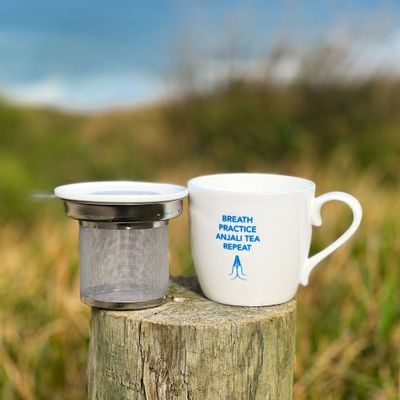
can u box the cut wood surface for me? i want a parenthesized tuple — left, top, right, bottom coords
(88, 277, 296, 400)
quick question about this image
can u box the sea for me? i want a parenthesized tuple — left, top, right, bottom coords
(0, 1, 398, 112)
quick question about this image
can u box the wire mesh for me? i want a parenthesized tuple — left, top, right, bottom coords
(79, 224, 168, 303)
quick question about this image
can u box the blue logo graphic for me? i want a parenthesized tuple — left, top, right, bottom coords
(229, 255, 246, 280)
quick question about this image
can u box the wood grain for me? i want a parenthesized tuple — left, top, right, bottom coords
(88, 277, 296, 400)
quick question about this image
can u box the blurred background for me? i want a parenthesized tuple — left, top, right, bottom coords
(0, 1, 399, 399)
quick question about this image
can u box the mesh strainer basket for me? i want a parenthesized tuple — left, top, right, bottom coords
(55, 181, 188, 310)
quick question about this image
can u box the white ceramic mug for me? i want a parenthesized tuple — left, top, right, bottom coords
(188, 173, 362, 306)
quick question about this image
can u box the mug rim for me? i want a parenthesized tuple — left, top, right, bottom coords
(188, 173, 315, 195)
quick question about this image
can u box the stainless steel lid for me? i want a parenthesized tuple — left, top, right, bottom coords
(54, 181, 188, 222)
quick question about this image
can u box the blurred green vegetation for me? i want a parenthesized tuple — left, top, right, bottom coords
(1, 78, 400, 222)
(0, 77, 399, 399)
(165, 79, 400, 179)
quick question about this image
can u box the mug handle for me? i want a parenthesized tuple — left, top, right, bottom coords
(299, 192, 362, 286)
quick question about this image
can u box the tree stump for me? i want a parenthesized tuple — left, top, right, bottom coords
(88, 277, 296, 400)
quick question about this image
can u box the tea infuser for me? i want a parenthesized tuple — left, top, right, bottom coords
(55, 181, 188, 310)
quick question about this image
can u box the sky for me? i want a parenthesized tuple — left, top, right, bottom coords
(0, 1, 399, 111)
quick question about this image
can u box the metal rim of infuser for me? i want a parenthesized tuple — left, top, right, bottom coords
(55, 181, 188, 310)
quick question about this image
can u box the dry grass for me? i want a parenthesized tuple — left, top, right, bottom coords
(0, 221, 88, 399)
(0, 78, 399, 398)
(0, 164, 398, 399)
(294, 168, 400, 399)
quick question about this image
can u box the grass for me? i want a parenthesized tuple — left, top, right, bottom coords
(0, 77, 399, 399)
